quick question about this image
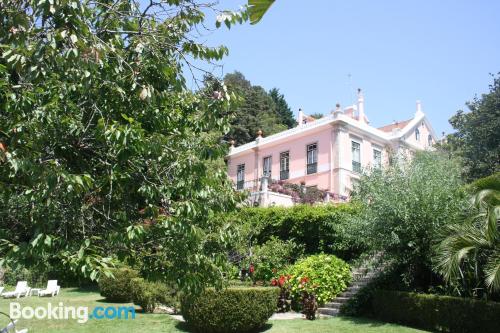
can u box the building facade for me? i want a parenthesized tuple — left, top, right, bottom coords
(227, 90, 438, 201)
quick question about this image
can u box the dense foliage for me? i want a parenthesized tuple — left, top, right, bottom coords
(181, 287, 279, 333)
(372, 290, 500, 333)
(444, 73, 500, 181)
(98, 267, 139, 302)
(131, 278, 177, 313)
(352, 152, 466, 289)
(0, 0, 248, 291)
(242, 237, 303, 283)
(281, 254, 351, 306)
(223, 71, 294, 145)
(434, 175, 500, 298)
(229, 203, 364, 259)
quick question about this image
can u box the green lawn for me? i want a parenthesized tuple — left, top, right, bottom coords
(0, 288, 427, 333)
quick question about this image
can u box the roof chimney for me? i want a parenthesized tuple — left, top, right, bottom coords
(416, 100, 423, 116)
(357, 88, 366, 124)
(297, 108, 304, 126)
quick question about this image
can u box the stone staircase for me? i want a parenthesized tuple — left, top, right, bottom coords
(318, 259, 381, 317)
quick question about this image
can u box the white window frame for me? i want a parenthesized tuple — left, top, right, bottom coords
(373, 148, 382, 168)
(263, 156, 272, 178)
(351, 140, 361, 173)
(306, 143, 318, 174)
(236, 164, 245, 189)
(279, 151, 290, 180)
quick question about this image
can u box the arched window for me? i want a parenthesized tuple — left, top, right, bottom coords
(428, 134, 433, 146)
(415, 129, 420, 141)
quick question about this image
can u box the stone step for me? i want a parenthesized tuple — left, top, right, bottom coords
(350, 284, 367, 290)
(339, 291, 357, 297)
(351, 280, 369, 287)
(318, 307, 339, 316)
(333, 297, 350, 303)
(324, 302, 342, 309)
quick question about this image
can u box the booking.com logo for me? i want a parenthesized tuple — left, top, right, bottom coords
(9, 302, 135, 324)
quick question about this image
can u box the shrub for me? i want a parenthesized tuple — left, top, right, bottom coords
(230, 203, 364, 259)
(242, 237, 303, 283)
(351, 151, 466, 289)
(282, 254, 351, 306)
(467, 172, 500, 192)
(372, 290, 500, 333)
(131, 278, 177, 313)
(181, 287, 279, 333)
(98, 267, 139, 302)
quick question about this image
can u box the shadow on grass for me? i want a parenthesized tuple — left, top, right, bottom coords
(174, 321, 274, 333)
(335, 315, 395, 328)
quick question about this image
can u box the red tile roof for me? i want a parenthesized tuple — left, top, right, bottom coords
(378, 119, 412, 132)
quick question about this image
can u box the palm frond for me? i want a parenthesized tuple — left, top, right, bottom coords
(484, 250, 500, 292)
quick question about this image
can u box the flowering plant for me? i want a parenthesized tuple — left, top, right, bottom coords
(271, 274, 292, 312)
(297, 276, 317, 320)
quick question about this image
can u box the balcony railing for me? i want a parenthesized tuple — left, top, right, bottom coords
(235, 179, 259, 191)
(280, 170, 289, 180)
(306, 163, 317, 175)
(352, 161, 361, 173)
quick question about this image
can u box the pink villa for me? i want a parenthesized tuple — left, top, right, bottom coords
(226, 89, 438, 206)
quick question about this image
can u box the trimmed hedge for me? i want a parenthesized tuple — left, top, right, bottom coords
(98, 267, 139, 302)
(372, 290, 500, 333)
(229, 203, 363, 258)
(181, 287, 279, 333)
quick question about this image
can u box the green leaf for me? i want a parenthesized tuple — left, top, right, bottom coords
(248, 0, 275, 25)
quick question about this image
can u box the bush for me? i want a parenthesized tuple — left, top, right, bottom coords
(230, 203, 364, 259)
(372, 290, 500, 333)
(281, 254, 351, 306)
(351, 151, 466, 289)
(242, 237, 303, 283)
(467, 172, 500, 192)
(131, 278, 177, 313)
(98, 267, 139, 302)
(181, 287, 279, 333)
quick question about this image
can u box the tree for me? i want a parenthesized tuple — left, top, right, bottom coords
(269, 88, 295, 128)
(224, 72, 287, 145)
(309, 113, 324, 120)
(351, 152, 466, 289)
(0, 0, 248, 291)
(434, 174, 500, 298)
(446, 73, 500, 181)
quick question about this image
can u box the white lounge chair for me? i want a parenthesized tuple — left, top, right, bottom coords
(38, 280, 60, 297)
(1, 282, 30, 299)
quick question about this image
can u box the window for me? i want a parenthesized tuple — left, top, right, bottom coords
(263, 156, 272, 178)
(236, 164, 245, 190)
(415, 129, 420, 141)
(306, 143, 318, 174)
(373, 149, 382, 168)
(428, 134, 433, 146)
(280, 151, 289, 180)
(352, 141, 361, 173)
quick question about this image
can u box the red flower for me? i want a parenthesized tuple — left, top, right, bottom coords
(249, 264, 255, 274)
(300, 276, 310, 284)
(271, 279, 277, 286)
(278, 276, 286, 287)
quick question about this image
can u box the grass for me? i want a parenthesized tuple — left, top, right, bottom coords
(0, 288, 427, 333)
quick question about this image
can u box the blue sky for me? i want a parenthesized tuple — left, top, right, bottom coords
(193, 0, 500, 135)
